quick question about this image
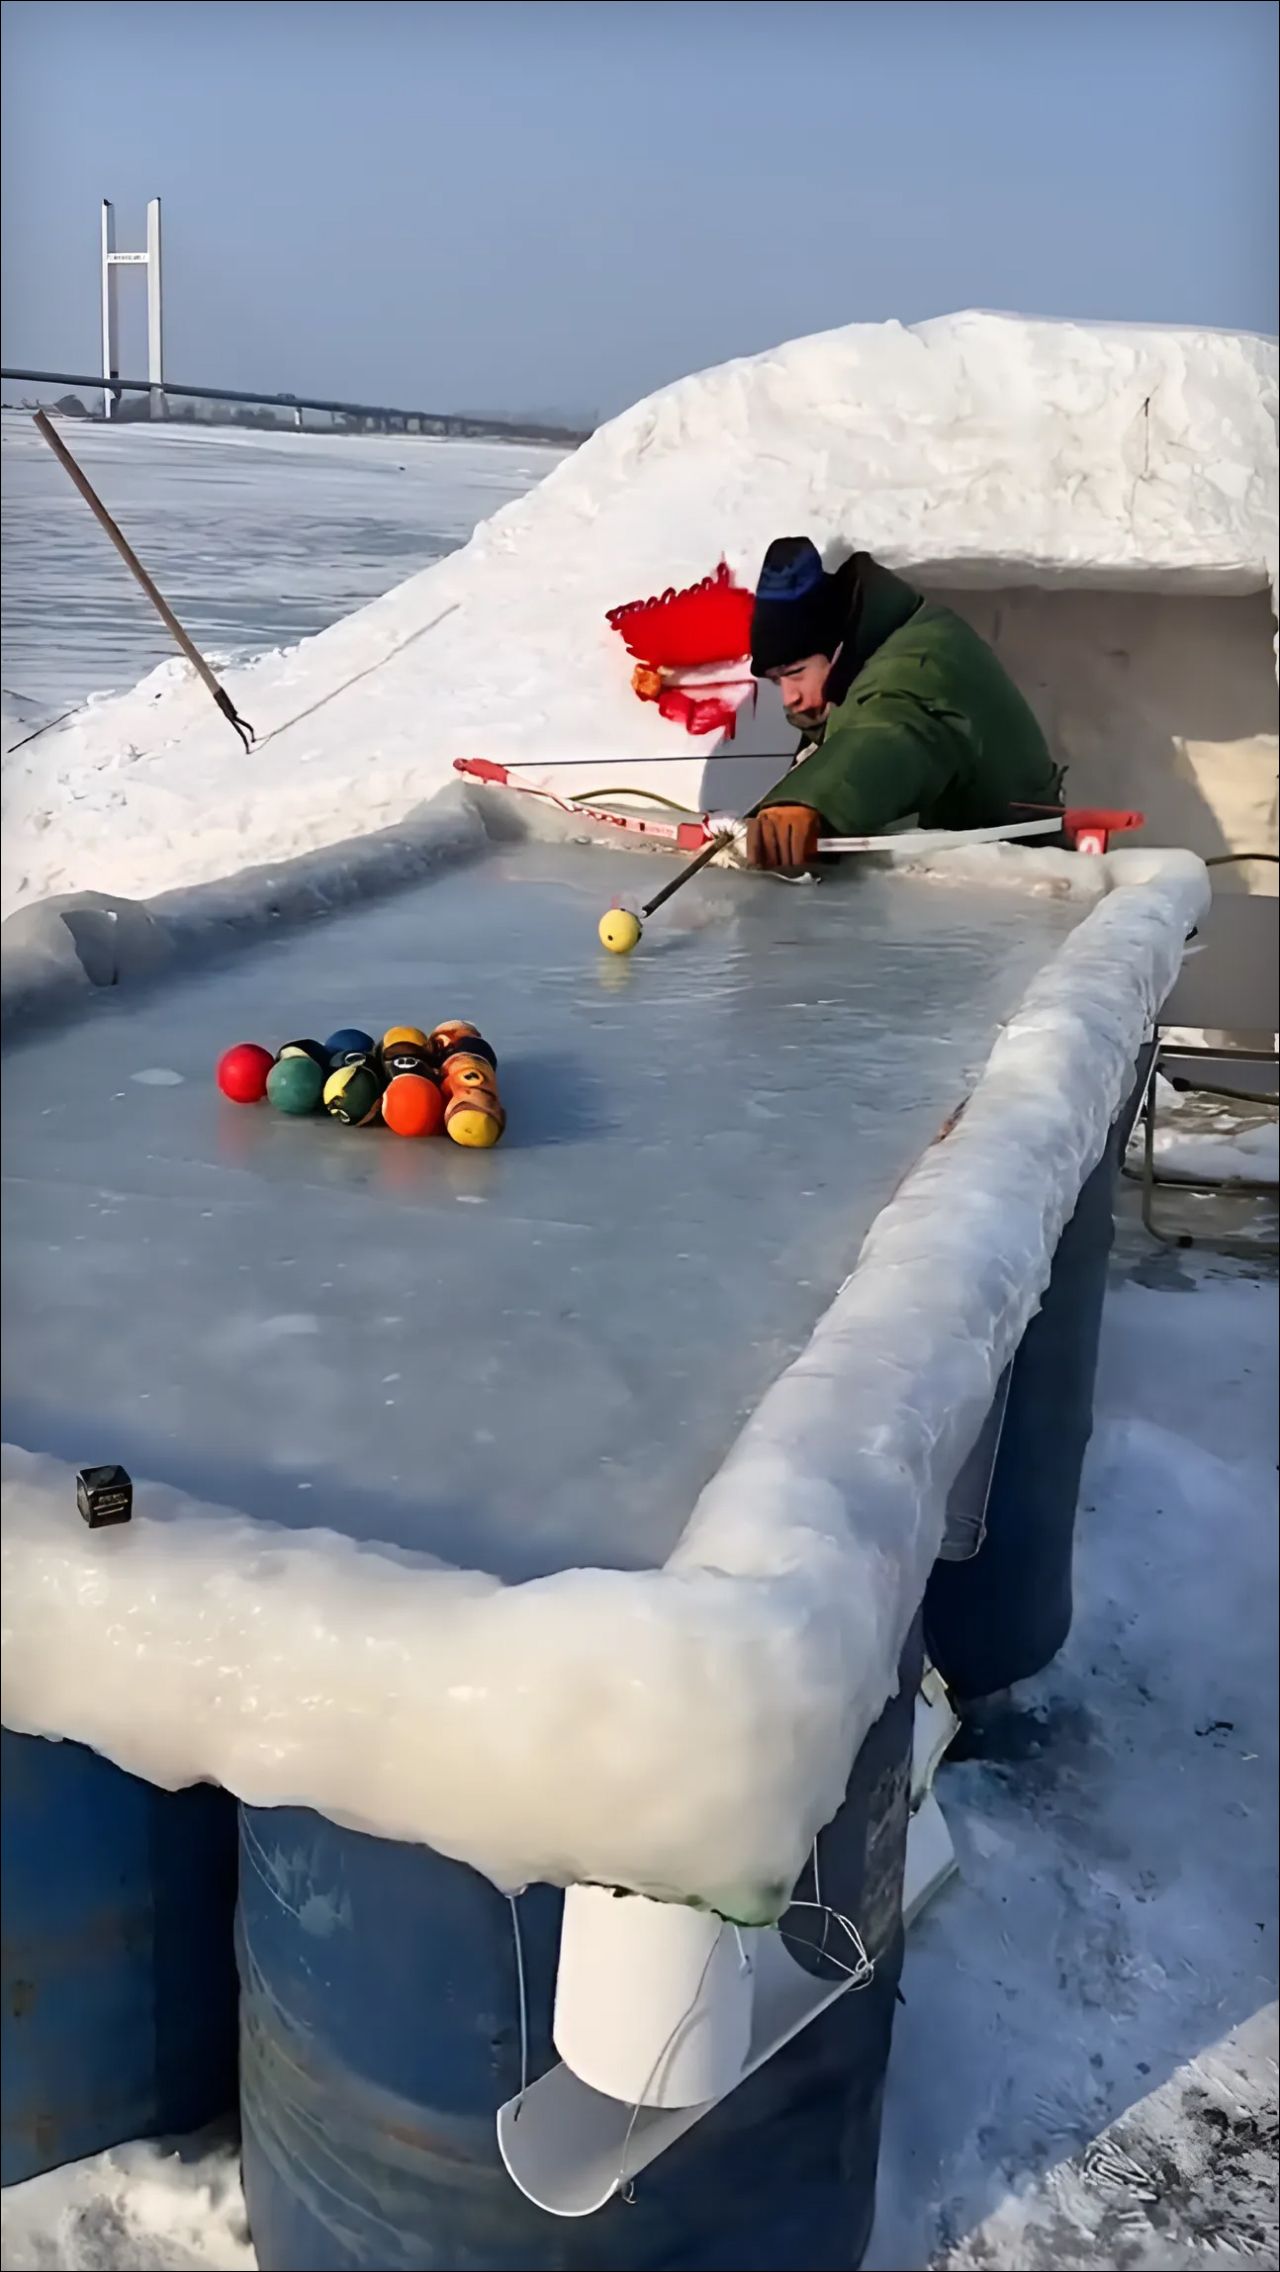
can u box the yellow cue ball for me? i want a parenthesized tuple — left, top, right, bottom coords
(598, 908, 642, 956)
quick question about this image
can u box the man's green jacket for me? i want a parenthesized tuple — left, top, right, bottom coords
(763, 555, 1061, 835)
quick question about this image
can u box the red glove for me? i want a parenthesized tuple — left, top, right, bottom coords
(746, 805, 822, 871)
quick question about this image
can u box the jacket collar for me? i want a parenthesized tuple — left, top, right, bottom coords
(823, 555, 924, 706)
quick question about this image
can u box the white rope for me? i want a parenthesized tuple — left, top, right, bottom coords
(613, 1897, 870, 2207)
(778, 1900, 875, 1990)
(613, 1924, 729, 2205)
(810, 1839, 832, 1966)
(507, 1890, 530, 2119)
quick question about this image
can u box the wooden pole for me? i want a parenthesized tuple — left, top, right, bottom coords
(33, 410, 254, 751)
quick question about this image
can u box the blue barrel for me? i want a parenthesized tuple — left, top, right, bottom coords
(1, 1729, 239, 2186)
(924, 1070, 1145, 1699)
(239, 1623, 922, 2271)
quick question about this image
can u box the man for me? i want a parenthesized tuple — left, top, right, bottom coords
(746, 537, 1062, 869)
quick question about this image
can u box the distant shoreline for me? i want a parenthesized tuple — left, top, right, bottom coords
(0, 381, 591, 449)
(2, 403, 576, 446)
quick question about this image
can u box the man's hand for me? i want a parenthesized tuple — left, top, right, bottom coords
(746, 804, 822, 871)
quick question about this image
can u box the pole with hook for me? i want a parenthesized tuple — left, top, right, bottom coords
(32, 409, 255, 752)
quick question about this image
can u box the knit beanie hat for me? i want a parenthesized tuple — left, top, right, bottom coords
(749, 537, 841, 676)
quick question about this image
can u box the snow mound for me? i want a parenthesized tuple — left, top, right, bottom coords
(3, 312, 1274, 920)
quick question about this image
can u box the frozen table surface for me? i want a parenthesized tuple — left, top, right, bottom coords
(1, 842, 1082, 1579)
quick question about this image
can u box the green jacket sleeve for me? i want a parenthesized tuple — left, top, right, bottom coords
(763, 694, 962, 836)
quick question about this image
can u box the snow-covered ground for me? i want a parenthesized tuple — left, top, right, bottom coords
(0, 414, 564, 721)
(0, 2131, 253, 2272)
(4, 1188, 1275, 2272)
(871, 1191, 1278, 2271)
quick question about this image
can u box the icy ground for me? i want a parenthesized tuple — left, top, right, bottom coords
(869, 1190, 1278, 2272)
(0, 414, 564, 722)
(3, 1189, 1275, 2272)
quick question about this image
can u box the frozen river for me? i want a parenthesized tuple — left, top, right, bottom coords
(0, 413, 564, 724)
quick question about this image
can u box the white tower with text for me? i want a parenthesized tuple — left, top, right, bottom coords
(100, 197, 164, 419)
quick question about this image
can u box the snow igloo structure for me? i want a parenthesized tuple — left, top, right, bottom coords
(4, 312, 1275, 1011)
(542, 310, 1279, 893)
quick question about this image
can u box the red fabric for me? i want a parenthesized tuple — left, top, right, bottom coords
(606, 561, 755, 668)
(654, 681, 754, 738)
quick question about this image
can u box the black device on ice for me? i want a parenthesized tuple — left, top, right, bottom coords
(76, 1464, 134, 1528)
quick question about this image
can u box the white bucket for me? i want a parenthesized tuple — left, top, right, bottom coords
(552, 1885, 756, 2110)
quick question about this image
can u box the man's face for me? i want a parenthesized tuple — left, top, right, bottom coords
(769, 655, 831, 733)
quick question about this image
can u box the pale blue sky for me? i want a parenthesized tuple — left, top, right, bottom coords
(1, 0, 1275, 421)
